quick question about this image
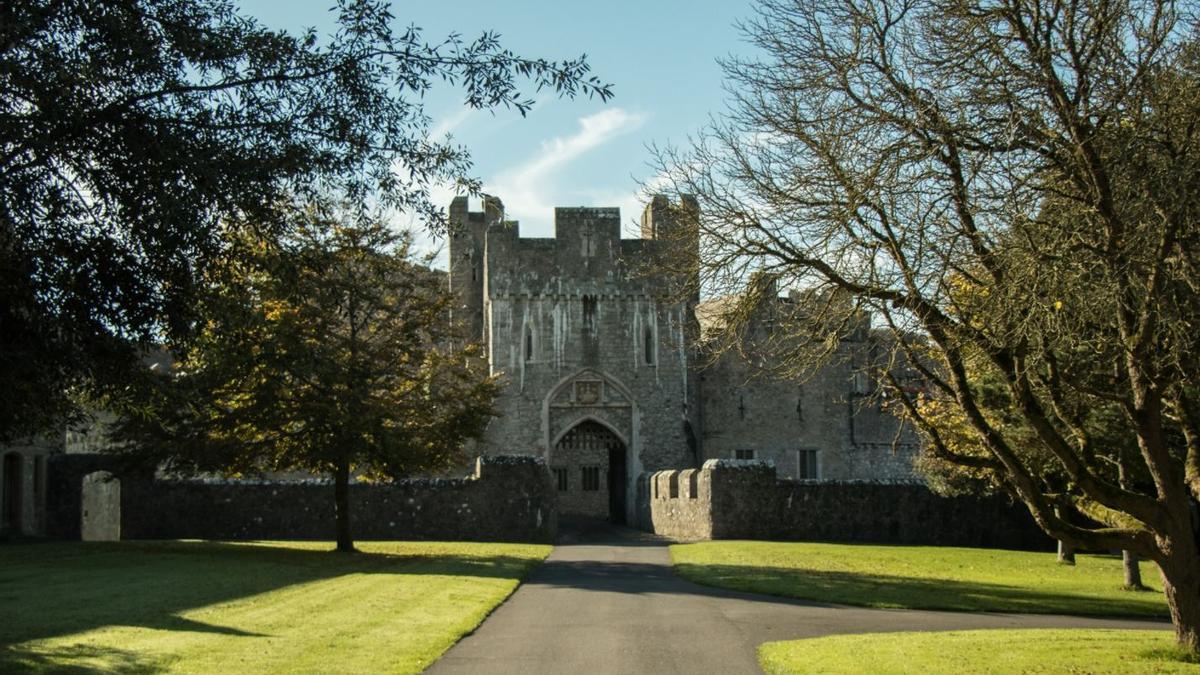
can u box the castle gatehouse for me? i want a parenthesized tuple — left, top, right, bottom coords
(448, 195, 921, 524)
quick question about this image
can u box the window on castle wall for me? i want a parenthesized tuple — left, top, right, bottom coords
(735, 448, 756, 460)
(553, 467, 568, 492)
(582, 295, 597, 334)
(643, 327, 654, 365)
(798, 449, 818, 479)
(852, 371, 871, 395)
(581, 466, 600, 491)
(525, 328, 534, 361)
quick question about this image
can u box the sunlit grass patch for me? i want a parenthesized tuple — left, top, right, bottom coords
(759, 629, 1192, 674)
(0, 540, 549, 674)
(671, 541, 1167, 617)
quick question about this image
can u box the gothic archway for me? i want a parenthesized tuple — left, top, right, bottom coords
(552, 420, 628, 524)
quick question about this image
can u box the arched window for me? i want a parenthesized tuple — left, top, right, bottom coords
(643, 327, 654, 365)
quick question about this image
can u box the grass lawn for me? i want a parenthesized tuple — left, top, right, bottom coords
(0, 539, 549, 674)
(759, 629, 1199, 674)
(671, 541, 1169, 618)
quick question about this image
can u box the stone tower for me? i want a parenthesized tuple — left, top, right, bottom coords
(448, 195, 702, 524)
(447, 194, 505, 344)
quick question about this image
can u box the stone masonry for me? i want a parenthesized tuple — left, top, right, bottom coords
(645, 460, 1051, 549)
(449, 195, 922, 525)
(46, 454, 556, 543)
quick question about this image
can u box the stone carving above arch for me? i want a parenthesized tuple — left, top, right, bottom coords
(546, 368, 632, 410)
(542, 369, 640, 467)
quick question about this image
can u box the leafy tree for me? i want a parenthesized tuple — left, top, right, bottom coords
(653, 0, 1200, 650)
(113, 206, 500, 552)
(0, 0, 609, 442)
(914, 332, 1150, 582)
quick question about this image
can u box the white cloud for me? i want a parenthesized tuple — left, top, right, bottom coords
(392, 106, 647, 266)
(427, 105, 474, 141)
(583, 171, 677, 238)
(488, 108, 646, 231)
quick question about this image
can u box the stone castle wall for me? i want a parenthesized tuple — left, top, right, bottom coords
(699, 330, 920, 481)
(644, 460, 1051, 550)
(47, 454, 556, 543)
(449, 196, 701, 522)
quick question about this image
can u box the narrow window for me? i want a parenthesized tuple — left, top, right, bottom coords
(553, 467, 569, 492)
(581, 466, 601, 491)
(735, 448, 756, 460)
(525, 327, 534, 361)
(643, 327, 654, 365)
(582, 295, 597, 334)
(852, 371, 871, 395)
(798, 449, 818, 479)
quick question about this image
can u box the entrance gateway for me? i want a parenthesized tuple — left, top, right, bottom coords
(552, 420, 628, 524)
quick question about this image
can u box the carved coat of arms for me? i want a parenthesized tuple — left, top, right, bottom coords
(575, 381, 602, 404)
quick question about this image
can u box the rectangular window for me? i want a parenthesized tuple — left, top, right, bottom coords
(734, 448, 756, 460)
(798, 449, 818, 479)
(553, 467, 568, 492)
(852, 371, 871, 395)
(581, 466, 601, 491)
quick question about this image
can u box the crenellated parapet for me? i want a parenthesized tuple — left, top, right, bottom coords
(640, 460, 1050, 549)
(448, 195, 697, 303)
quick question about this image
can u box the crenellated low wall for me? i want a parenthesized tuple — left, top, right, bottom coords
(47, 454, 557, 543)
(642, 460, 1052, 550)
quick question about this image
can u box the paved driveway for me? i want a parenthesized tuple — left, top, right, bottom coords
(429, 527, 1168, 674)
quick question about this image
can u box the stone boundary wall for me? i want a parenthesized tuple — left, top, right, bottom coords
(643, 460, 1052, 550)
(47, 454, 556, 543)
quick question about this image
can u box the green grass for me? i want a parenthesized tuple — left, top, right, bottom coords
(759, 629, 1198, 674)
(0, 539, 550, 674)
(671, 541, 1169, 617)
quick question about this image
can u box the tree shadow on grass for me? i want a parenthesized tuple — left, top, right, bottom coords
(0, 540, 542, 651)
(0, 644, 166, 674)
(672, 563, 1171, 619)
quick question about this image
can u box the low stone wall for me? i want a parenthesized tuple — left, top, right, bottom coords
(47, 454, 557, 543)
(644, 468, 708, 540)
(644, 460, 1052, 550)
(46, 453, 151, 540)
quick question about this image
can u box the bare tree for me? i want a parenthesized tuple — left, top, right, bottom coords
(653, 0, 1200, 651)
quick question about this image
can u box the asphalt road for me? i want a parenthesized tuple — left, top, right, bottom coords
(428, 527, 1169, 674)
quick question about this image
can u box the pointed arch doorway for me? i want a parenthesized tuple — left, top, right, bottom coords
(553, 420, 628, 524)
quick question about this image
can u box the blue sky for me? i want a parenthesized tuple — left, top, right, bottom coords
(239, 0, 758, 249)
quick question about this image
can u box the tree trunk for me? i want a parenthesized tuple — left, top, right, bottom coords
(1123, 550, 1146, 590)
(334, 458, 355, 553)
(1057, 539, 1076, 565)
(1054, 505, 1076, 564)
(1160, 550, 1200, 654)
